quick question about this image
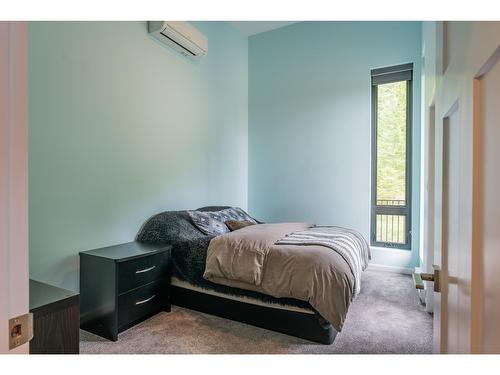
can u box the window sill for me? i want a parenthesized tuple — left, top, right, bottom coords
(370, 245, 412, 253)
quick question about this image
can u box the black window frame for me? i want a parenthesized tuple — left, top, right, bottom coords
(370, 63, 413, 250)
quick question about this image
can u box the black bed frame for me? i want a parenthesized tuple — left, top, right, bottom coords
(171, 285, 337, 345)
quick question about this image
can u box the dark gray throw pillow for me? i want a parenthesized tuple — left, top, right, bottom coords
(188, 210, 230, 236)
(188, 207, 257, 236)
(207, 207, 257, 224)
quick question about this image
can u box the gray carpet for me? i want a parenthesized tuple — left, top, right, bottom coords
(80, 269, 432, 354)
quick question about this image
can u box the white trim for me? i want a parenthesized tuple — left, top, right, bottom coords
(0, 21, 8, 355)
(367, 263, 413, 274)
(0, 21, 29, 354)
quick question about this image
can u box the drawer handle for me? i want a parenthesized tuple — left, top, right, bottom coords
(135, 294, 156, 305)
(135, 265, 156, 274)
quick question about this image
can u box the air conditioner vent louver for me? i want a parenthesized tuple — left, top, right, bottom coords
(160, 32, 196, 56)
(148, 21, 208, 60)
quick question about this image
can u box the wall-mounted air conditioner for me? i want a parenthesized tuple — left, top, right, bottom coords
(148, 21, 208, 59)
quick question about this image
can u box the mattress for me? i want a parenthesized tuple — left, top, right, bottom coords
(171, 276, 315, 314)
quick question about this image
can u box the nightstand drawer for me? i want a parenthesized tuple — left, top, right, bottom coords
(118, 252, 170, 294)
(118, 280, 167, 328)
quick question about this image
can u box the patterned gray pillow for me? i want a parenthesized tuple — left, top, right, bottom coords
(188, 207, 256, 236)
(188, 210, 229, 236)
(206, 207, 257, 225)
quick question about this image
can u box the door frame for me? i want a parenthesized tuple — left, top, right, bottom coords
(422, 101, 436, 313)
(0, 21, 29, 354)
(435, 99, 460, 353)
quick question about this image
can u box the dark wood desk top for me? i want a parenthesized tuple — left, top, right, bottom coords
(79, 241, 171, 262)
(29, 279, 79, 312)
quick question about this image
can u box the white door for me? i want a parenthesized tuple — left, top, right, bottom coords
(0, 21, 29, 354)
(435, 102, 470, 354)
(428, 22, 500, 354)
(472, 46, 500, 353)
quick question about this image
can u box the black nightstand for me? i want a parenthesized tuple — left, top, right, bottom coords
(79, 241, 172, 341)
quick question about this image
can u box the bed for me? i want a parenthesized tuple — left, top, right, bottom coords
(136, 206, 368, 344)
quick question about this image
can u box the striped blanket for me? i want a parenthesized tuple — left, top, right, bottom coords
(275, 226, 371, 295)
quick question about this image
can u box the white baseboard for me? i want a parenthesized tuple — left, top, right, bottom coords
(367, 263, 413, 274)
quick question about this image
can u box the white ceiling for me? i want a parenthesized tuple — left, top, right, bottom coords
(229, 21, 299, 36)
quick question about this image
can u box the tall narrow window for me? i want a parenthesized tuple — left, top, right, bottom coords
(371, 63, 412, 249)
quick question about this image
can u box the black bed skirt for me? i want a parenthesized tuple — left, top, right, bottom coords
(171, 285, 337, 345)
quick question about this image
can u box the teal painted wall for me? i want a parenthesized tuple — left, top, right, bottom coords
(248, 22, 422, 269)
(29, 21, 248, 291)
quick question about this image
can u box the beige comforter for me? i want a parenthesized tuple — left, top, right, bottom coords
(203, 223, 357, 331)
